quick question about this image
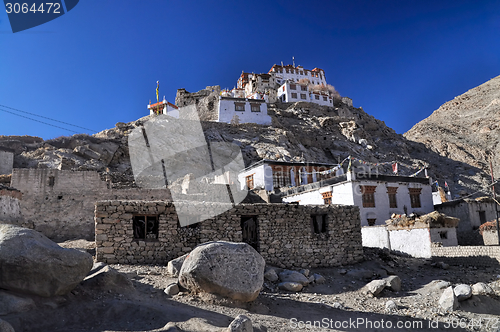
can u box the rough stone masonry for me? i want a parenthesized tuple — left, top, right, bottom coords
(95, 201, 363, 269)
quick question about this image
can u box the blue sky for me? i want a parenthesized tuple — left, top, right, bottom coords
(1, 0, 500, 139)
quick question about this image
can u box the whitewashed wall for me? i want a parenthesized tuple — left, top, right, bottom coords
(389, 228, 432, 258)
(282, 190, 324, 205)
(361, 226, 390, 249)
(218, 98, 271, 125)
(429, 227, 458, 246)
(238, 164, 266, 190)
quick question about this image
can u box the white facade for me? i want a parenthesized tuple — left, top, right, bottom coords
(218, 97, 271, 125)
(283, 172, 435, 226)
(238, 163, 271, 191)
(277, 81, 334, 106)
(269, 65, 327, 86)
(147, 99, 179, 118)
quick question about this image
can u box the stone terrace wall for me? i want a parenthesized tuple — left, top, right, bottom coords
(11, 169, 172, 241)
(95, 201, 363, 269)
(431, 246, 500, 267)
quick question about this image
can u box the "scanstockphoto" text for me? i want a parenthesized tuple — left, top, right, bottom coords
(290, 318, 426, 330)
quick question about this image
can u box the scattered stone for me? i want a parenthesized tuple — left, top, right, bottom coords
(264, 269, 279, 282)
(435, 261, 449, 270)
(278, 282, 303, 292)
(454, 284, 472, 301)
(279, 270, 310, 286)
(346, 268, 373, 280)
(313, 274, 326, 284)
(227, 314, 252, 332)
(338, 269, 347, 275)
(385, 300, 398, 312)
(0, 224, 93, 297)
(430, 280, 451, 290)
(439, 286, 458, 312)
(81, 265, 135, 294)
(308, 275, 315, 284)
(0, 319, 15, 332)
(384, 275, 401, 292)
(365, 280, 386, 296)
(471, 282, 494, 296)
(178, 241, 265, 302)
(300, 269, 310, 277)
(165, 283, 180, 296)
(167, 254, 188, 278)
(331, 302, 344, 309)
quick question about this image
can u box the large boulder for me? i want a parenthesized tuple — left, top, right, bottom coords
(0, 224, 93, 297)
(279, 270, 310, 286)
(167, 254, 188, 278)
(439, 286, 459, 312)
(178, 241, 265, 302)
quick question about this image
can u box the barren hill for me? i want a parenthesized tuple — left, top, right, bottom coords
(0, 97, 492, 198)
(405, 75, 500, 184)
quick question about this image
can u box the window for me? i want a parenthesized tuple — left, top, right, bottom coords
(250, 104, 260, 112)
(479, 211, 486, 224)
(133, 215, 159, 240)
(322, 192, 332, 205)
(272, 168, 291, 188)
(323, 96, 327, 101)
(300, 93, 306, 100)
(48, 176, 55, 187)
(360, 185, 376, 208)
(311, 214, 327, 234)
(367, 218, 376, 226)
(301, 85, 307, 91)
(300, 71, 303, 75)
(387, 187, 398, 208)
(291, 93, 297, 99)
(409, 188, 422, 208)
(290, 84, 296, 90)
(439, 231, 448, 239)
(235, 103, 245, 111)
(315, 95, 320, 100)
(246, 174, 254, 189)
(285, 69, 289, 73)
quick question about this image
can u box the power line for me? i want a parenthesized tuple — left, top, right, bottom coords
(0, 107, 80, 134)
(0, 103, 97, 132)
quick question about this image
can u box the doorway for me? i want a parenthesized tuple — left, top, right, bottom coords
(241, 215, 259, 251)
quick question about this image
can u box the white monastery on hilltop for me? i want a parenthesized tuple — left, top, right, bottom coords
(148, 62, 352, 125)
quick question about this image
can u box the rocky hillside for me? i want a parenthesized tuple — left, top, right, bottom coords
(405, 75, 500, 190)
(0, 96, 492, 197)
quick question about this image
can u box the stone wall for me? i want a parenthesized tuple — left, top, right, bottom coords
(95, 201, 363, 269)
(431, 245, 500, 267)
(0, 149, 14, 175)
(0, 186, 22, 224)
(11, 168, 172, 241)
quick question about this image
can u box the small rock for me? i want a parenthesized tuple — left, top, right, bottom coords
(454, 284, 472, 301)
(338, 269, 347, 275)
(264, 269, 279, 282)
(365, 280, 386, 296)
(165, 283, 179, 296)
(0, 319, 15, 332)
(167, 254, 188, 278)
(300, 269, 310, 277)
(439, 286, 458, 312)
(471, 282, 494, 296)
(430, 280, 451, 290)
(384, 275, 401, 292)
(279, 270, 309, 286)
(314, 274, 326, 284)
(278, 282, 303, 292)
(435, 261, 449, 270)
(227, 314, 252, 332)
(385, 300, 398, 312)
(308, 275, 315, 284)
(331, 302, 344, 309)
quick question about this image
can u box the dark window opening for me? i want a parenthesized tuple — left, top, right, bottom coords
(133, 215, 159, 240)
(367, 218, 376, 226)
(241, 215, 258, 251)
(48, 176, 55, 187)
(246, 174, 254, 189)
(311, 214, 327, 234)
(321, 192, 332, 205)
(439, 231, 448, 239)
(361, 185, 377, 208)
(387, 187, 398, 208)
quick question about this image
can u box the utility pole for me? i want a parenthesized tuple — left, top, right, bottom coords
(489, 155, 500, 245)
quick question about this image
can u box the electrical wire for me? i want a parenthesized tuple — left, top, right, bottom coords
(0, 107, 80, 134)
(0, 103, 97, 132)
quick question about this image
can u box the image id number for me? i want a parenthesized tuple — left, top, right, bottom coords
(5, 2, 61, 14)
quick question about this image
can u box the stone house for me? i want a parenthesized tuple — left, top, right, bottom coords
(281, 171, 434, 227)
(277, 81, 334, 106)
(94, 200, 364, 269)
(435, 197, 498, 245)
(147, 99, 179, 118)
(0, 184, 22, 224)
(217, 96, 271, 125)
